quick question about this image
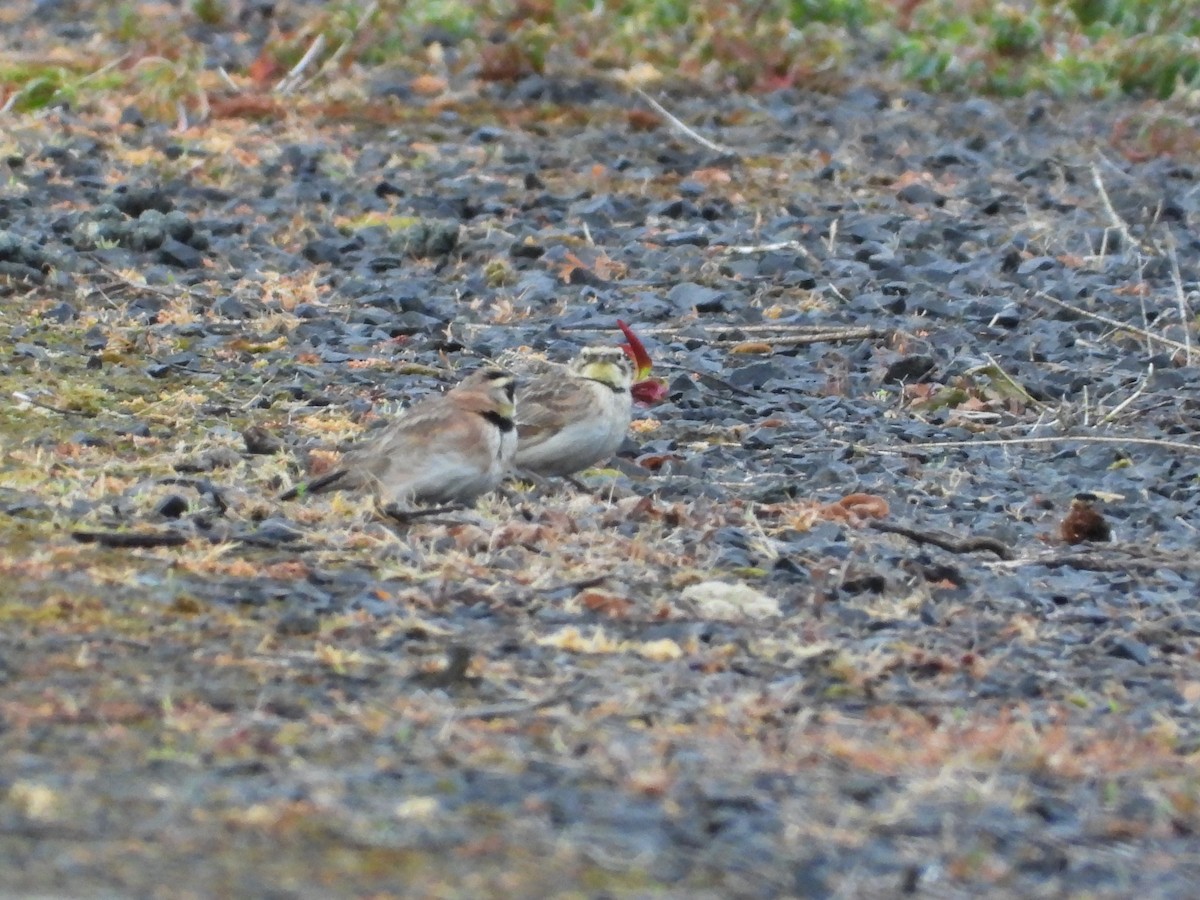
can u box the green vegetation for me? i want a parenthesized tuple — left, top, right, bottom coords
(896, 0, 1200, 98)
(1, 0, 1198, 116)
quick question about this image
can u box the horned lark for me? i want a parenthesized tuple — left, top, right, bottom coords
(514, 346, 634, 477)
(282, 367, 517, 507)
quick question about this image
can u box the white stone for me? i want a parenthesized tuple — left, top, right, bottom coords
(680, 581, 780, 621)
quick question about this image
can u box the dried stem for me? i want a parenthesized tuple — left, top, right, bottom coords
(871, 434, 1200, 455)
(1029, 291, 1190, 354)
(1165, 236, 1194, 366)
(276, 33, 327, 95)
(1098, 364, 1153, 425)
(630, 87, 737, 156)
(1089, 162, 1143, 253)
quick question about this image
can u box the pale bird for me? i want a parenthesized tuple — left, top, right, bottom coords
(282, 367, 517, 507)
(514, 346, 634, 477)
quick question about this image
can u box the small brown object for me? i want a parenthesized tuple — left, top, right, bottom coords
(1061, 493, 1112, 544)
(242, 425, 283, 455)
(627, 108, 662, 131)
(409, 646, 478, 689)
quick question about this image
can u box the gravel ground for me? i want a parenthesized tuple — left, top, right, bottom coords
(4, 9, 1200, 898)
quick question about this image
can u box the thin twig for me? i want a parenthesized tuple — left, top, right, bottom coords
(192, 83, 210, 125)
(1165, 236, 1194, 366)
(977, 354, 1047, 410)
(619, 323, 887, 343)
(275, 32, 326, 95)
(451, 321, 888, 348)
(13, 388, 134, 420)
(987, 548, 1200, 575)
(216, 66, 240, 92)
(91, 259, 209, 300)
(868, 520, 1015, 560)
(1138, 284, 1154, 356)
(12, 391, 78, 416)
(708, 326, 890, 348)
(701, 323, 863, 335)
(453, 689, 577, 721)
(1, 55, 129, 114)
(533, 575, 610, 594)
(630, 87, 737, 156)
(1029, 291, 1190, 354)
(869, 434, 1200, 455)
(1098, 364, 1153, 425)
(1089, 162, 1142, 253)
(300, 1, 378, 91)
(78, 54, 130, 85)
(723, 240, 816, 262)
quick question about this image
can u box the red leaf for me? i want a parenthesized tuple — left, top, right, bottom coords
(632, 378, 668, 405)
(617, 320, 653, 378)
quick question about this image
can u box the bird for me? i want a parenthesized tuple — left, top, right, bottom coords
(513, 345, 634, 478)
(281, 367, 518, 508)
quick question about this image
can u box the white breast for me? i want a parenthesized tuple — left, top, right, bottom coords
(515, 382, 631, 476)
(384, 421, 515, 506)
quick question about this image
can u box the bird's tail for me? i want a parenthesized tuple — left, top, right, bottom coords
(279, 468, 350, 501)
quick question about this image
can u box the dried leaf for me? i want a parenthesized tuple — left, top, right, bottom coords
(636, 639, 683, 661)
(410, 74, 447, 96)
(836, 493, 890, 520)
(627, 108, 661, 131)
(730, 341, 774, 354)
(578, 590, 634, 618)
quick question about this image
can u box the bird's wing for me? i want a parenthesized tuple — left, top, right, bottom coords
(345, 405, 442, 481)
(516, 377, 590, 444)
